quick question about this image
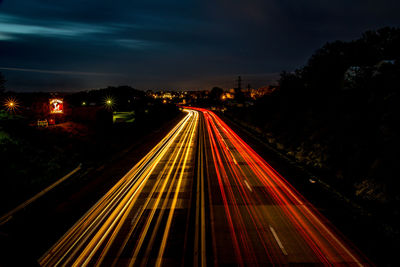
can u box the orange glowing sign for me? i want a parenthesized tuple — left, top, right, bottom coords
(50, 98, 63, 114)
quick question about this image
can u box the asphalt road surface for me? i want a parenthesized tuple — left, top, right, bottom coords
(39, 108, 369, 266)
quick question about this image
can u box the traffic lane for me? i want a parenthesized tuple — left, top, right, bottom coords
(42, 112, 193, 265)
(191, 114, 209, 267)
(92, 110, 198, 266)
(40, 110, 198, 266)
(209, 117, 320, 264)
(203, 117, 293, 265)
(214, 123, 361, 265)
(58, 110, 195, 266)
(99, 129, 196, 266)
(203, 110, 364, 265)
(117, 110, 197, 267)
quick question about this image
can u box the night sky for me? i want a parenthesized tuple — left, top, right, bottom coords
(1, 0, 400, 92)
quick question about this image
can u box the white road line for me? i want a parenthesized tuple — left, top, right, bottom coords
(231, 154, 238, 165)
(269, 225, 288, 256)
(244, 179, 253, 192)
(131, 206, 142, 225)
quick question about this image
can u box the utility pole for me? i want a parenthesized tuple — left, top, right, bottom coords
(236, 76, 242, 93)
(234, 76, 244, 102)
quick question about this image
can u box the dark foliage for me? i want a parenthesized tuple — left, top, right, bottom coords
(209, 87, 223, 105)
(230, 27, 400, 206)
(0, 72, 5, 93)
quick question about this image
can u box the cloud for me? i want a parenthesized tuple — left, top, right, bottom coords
(0, 32, 13, 40)
(0, 67, 121, 76)
(0, 14, 114, 40)
(0, 0, 400, 91)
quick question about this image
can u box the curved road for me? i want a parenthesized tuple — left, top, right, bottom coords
(39, 108, 369, 266)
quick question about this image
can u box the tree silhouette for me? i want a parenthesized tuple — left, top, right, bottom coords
(232, 27, 400, 203)
(210, 87, 223, 104)
(0, 72, 5, 94)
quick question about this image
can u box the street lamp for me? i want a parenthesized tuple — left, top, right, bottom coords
(3, 97, 19, 112)
(104, 96, 115, 110)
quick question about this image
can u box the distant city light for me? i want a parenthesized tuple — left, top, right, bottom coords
(82, 101, 87, 106)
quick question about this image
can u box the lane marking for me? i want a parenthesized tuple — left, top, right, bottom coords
(232, 155, 238, 165)
(244, 179, 253, 192)
(131, 206, 142, 225)
(269, 225, 288, 256)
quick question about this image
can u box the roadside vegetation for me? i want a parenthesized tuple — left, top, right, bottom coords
(225, 27, 400, 228)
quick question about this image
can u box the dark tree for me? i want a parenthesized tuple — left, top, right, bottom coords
(230, 27, 400, 205)
(0, 72, 5, 94)
(210, 87, 223, 104)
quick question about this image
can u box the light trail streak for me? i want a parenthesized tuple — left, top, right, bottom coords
(187, 107, 368, 266)
(39, 106, 369, 266)
(155, 111, 198, 266)
(202, 109, 277, 264)
(39, 109, 199, 267)
(194, 116, 207, 267)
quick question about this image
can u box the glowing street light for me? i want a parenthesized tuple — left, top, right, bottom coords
(104, 96, 116, 110)
(3, 97, 19, 112)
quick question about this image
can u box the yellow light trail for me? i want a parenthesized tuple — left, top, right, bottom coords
(39, 109, 199, 267)
(194, 115, 207, 267)
(129, 111, 197, 266)
(155, 111, 198, 266)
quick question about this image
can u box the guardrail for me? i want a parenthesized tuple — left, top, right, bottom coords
(0, 163, 82, 226)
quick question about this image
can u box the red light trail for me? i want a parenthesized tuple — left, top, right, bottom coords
(190, 107, 368, 266)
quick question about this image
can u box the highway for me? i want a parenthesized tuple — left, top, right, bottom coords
(39, 108, 368, 266)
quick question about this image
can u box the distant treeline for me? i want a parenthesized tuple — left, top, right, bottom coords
(66, 86, 147, 110)
(230, 27, 400, 206)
